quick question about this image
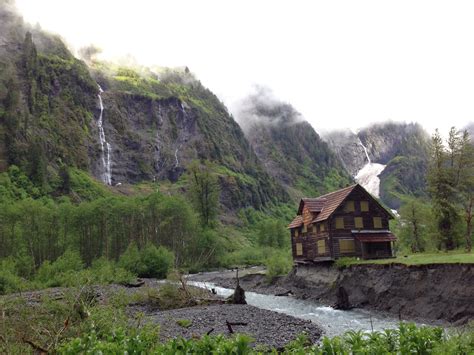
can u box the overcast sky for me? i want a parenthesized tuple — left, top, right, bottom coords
(15, 0, 474, 134)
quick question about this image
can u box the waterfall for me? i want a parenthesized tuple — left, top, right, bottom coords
(359, 140, 371, 164)
(97, 85, 112, 185)
(174, 145, 181, 168)
(354, 138, 385, 197)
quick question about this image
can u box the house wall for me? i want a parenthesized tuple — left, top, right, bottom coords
(291, 186, 393, 262)
(291, 227, 331, 261)
(328, 189, 391, 259)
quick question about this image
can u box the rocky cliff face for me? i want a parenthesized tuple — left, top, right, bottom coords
(234, 89, 352, 200)
(92, 70, 288, 209)
(323, 123, 430, 209)
(0, 1, 287, 210)
(322, 131, 367, 176)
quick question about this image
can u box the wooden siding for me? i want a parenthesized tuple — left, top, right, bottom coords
(302, 205, 313, 226)
(328, 187, 391, 259)
(290, 184, 394, 262)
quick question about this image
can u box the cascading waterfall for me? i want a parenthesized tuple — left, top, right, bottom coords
(174, 102, 186, 168)
(97, 85, 112, 185)
(354, 138, 385, 197)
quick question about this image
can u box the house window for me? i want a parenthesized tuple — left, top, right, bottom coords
(303, 225, 308, 233)
(335, 217, 345, 229)
(344, 201, 355, 212)
(294, 229, 299, 237)
(339, 239, 355, 253)
(360, 201, 369, 212)
(317, 239, 326, 254)
(354, 217, 364, 229)
(320, 223, 325, 232)
(373, 217, 382, 229)
(296, 243, 303, 256)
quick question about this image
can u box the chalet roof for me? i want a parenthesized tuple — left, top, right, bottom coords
(288, 215, 303, 229)
(289, 184, 394, 229)
(312, 184, 358, 223)
(297, 198, 327, 214)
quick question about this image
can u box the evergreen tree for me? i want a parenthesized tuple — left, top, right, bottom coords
(456, 130, 474, 252)
(427, 129, 460, 250)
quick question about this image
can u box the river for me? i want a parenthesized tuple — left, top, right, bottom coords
(188, 281, 406, 337)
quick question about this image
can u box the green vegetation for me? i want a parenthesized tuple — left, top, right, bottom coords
(57, 322, 474, 354)
(176, 319, 193, 328)
(427, 127, 474, 251)
(336, 250, 474, 268)
(385, 126, 473, 258)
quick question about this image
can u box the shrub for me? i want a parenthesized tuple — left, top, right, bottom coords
(140, 244, 174, 278)
(265, 251, 292, 282)
(176, 319, 192, 328)
(119, 243, 174, 279)
(118, 243, 145, 276)
(0, 269, 22, 295)
(35, 250, 84, 287)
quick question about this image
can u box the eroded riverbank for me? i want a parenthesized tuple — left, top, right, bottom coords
(189, 263, 473, 326)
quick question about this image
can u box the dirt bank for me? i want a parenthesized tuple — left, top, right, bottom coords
(189, 263, 474, 325)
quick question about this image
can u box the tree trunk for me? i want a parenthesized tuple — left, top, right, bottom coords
(466, 197, 473, 253)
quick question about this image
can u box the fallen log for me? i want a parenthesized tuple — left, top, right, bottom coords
(275, 290, 293, 297)
(124, 279, 145, 288)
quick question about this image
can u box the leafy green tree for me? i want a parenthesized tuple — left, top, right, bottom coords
(398, 199, 432, 253)
(256, 219, 287, 248)
(188, 161, 220, 228)
(152, 196, 196, 265)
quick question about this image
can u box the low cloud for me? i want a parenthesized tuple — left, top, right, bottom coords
(233, 85, 305, 133)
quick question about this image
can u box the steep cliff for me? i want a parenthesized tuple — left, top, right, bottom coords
(0, 1, 286, 209)
(234, 89, 352, 200)
(0, 1, 99, 184)
(323, 123, 430, 209)
(90, 67, 287, 208)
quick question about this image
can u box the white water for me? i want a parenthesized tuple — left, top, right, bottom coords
(355, 138, 385, 197)
(188, 281, 403, 337)
(174, 145, 181, 168)
(97, 86, 112, 185)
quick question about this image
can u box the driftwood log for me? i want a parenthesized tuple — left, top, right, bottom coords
(226, 321, 248, 334)
(227, 268, 247, 304)
(275, 290, 293, 297)
(124, 279, 145, 288)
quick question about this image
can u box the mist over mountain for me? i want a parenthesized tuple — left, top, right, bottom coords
(0, 0, 447, 213)
(0, 1, 290, 210)
(234, 88, 352, 200)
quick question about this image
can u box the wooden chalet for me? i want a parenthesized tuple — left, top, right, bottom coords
(288, 184, 396, 263)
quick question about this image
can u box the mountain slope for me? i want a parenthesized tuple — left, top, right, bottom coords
(0, 1, 286, 209)
(323, 122, 430, 209)
(234, 88, 352, 200)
